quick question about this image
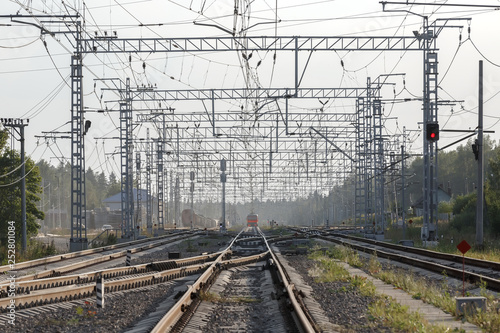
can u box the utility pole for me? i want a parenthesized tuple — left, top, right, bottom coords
(1, 118, 29, 252)
(476, 60, 484, 247)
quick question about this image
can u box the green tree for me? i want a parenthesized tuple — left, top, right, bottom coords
(106, 171, 121, 198)
(449, 193, 476, 234)
(0, 129, 44, 251)
(485, 148, 500, 235)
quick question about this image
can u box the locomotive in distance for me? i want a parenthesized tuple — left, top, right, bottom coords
(247, 213, 258, 227)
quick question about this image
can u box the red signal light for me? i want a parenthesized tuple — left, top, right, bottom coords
(426, 123, 439, 141)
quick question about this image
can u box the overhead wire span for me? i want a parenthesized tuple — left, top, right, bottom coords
(0, 143, 48, 187)
(469, 38, 500, 68)
(0, 36, 39, 48)
(0, 142, 43, 178)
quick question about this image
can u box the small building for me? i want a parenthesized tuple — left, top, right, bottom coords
(411, 185, 452, 218)
(100, 189, 158, 229)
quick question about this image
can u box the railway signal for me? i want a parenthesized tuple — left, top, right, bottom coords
(472, 139, 479, 160)
(426, 123, 439, 141)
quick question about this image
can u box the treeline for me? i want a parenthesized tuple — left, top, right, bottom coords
(36, 160, 123, 215)
(0, 130, 43, 243)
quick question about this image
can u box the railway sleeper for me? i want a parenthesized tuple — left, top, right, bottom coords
(1, 265, 207, 313)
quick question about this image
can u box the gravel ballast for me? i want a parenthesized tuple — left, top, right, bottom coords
(283, 254, 393, 332)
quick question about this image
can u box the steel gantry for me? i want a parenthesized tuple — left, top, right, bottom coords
(83, 32, 438, 240)
(98, 83, 378, 224)
(4, 8, 459, 245)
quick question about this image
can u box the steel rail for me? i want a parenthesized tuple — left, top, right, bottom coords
(0, 252, 222, 296)
(317, 235, 500, 291)
(151, 230, 246, 333)
(0, 262, 210, 311)
(330, 233, 500, 271)
(0, 231, 192, 273)
(259, 229, 318, 332)
(1, 233, 196, 283)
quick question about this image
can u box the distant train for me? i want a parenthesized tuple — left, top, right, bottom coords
(181, 209, 217, 229)
(247, 213, 258, 227)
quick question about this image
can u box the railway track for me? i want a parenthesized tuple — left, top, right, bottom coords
(296, 228, 500, 292)
(0, 231, 196, 283)
(146, 227, 319, 332)
(0, 251, 223, 307)
(1, 228, 327, 332)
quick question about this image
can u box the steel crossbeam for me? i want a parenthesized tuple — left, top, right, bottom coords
(125, 87, 381, 102)
(135, 111, 357, 125)
(82, 35, 426, 54)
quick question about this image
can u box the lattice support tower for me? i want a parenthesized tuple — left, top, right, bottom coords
(364, 79, 374, 232)
(373, 99, 385, 238)
(355, 97, 366, 227)
(120, 78, 134, 239)
(174, 176, 181, 227)
(69, 21, 87, 252)
(169, 171, 174, 225)
(154, 139, 163, 231)
(135, 151, 142, 230)
(146, 129, 153, 234)
(156, 113, 167, 231)
(422, 23, 439, 241)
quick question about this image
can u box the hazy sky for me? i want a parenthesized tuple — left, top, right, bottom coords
(1, 0, 500, 182)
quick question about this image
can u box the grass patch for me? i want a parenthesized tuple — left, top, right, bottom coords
(90, 233, 117, 248)
(180, 239, 198, 252)
(45, 317, 80, 326)
(376, 269, 456, 315)
(1, 239, 58, 264)
(385, 221, 500, 262)
(369, 297, 453, 333)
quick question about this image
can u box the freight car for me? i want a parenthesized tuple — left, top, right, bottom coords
(181, 209, 217, 228)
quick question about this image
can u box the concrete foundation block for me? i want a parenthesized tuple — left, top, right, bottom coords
(456, 297, 486, 316)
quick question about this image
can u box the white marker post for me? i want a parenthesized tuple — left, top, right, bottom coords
(96, 274, 104, 308)
(126, 249, 132, 266)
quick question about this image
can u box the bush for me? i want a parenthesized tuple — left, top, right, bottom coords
(449, 193, 476, 233)
(452, 193, 476, 215)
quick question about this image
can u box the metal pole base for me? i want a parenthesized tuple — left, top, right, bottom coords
(70, 238, 88, 252)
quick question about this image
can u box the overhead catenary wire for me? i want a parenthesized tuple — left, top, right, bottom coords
(0, 142, 48, 187)
(3, 0, 500, 201)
